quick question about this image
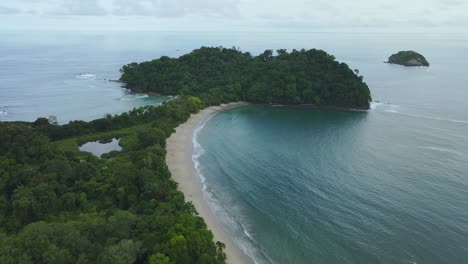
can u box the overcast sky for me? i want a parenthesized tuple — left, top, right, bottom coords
(1, 0, 467, 31)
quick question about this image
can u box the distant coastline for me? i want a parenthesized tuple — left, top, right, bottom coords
(166, 102, 254, 264)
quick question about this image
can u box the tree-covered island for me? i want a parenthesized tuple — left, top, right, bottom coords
(121, 47, 372, 109)
(0, 47, 371, 263)
(387, 51, 430, 67)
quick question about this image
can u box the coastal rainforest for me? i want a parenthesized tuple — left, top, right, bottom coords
(0, 97, 225, 264)
(0, 47, 370, 263)
(121, 47, 371, 109)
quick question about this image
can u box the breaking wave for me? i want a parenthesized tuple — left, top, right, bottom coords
(419, 146, 463, 156)
(191, 114, 273, 264)
(76, 73, 97, 80)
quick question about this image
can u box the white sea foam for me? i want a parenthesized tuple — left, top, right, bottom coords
(370, 101, 383, 110)
(371, 100, 401, 111)
(134, 94, 149, 99)
(372, 101, 468, 124)
(119, 93, 150, 101)
(406, 113, 468, 124)
(76, 73, 97, 80)
(191, 114, 270, 264)
(420, 146, 463, 156)
(192, 115, 213, 188)
(387, 111, 468, 124)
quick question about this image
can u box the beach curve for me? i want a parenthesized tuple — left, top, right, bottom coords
(166, 102, 254, 264)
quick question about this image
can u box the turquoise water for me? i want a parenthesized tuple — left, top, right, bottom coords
(79, 138, 122, 157)
(2, 30, 468, 263)
(195, 33, 468, 263)
(197, 106, 468, 263)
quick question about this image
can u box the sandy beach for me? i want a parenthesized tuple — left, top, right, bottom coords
(166, 102, 253, 264)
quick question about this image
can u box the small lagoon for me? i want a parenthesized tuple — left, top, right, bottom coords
(79, 138, 122, 157)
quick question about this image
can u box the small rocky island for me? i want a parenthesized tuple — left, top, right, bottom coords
(387, 51, 429, 67)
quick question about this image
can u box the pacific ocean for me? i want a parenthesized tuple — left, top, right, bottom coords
(1, 29, 467, 264)
(194, 32, 468, 263)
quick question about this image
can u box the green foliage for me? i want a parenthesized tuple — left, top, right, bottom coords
(137, 128, 167, 148)
(0, 97, 226, 263)
(149, 253, 172, 264)
(387, 51, 430, 66)
(120, 47, 371, 109)
(98, 239, 142, 264)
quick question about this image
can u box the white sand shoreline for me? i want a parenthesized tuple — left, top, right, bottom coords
(166, 102, 254, 264)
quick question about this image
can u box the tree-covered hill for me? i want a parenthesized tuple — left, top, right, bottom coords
(387, 51, 430, 67)
(120, 47, 372, 109)
(0, 97, 226, 264)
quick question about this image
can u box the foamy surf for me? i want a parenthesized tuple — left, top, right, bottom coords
(420, 146, 463, 156)
(192, 115, 214, 190)
(370, 101, 383, 110)
(385, 111, 468, 124)
(76, 73, 97, 80)
(191, 113, 273, 264)
(119, 93, 150, 101)
(370, 100, 400, 111)
(372, 102, 468, 124)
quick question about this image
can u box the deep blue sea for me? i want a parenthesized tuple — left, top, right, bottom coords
(1, 30, 468, 263)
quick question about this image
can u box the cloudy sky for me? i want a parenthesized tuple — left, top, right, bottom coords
(0, 0, 467, 30)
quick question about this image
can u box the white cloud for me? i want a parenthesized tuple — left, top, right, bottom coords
(0, 0, 467, 30)
(0, 6, 20, 14)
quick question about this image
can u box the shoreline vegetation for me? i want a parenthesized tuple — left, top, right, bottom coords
(0, 47, 371, 263)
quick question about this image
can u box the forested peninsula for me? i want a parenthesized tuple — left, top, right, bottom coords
(121, 47, 372, 109)
(0, 98, 227, 264)
(0, 47, 371, 264)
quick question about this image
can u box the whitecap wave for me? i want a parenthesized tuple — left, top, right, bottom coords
(119, 98, 135, 101)
(386, 111, 468, 124)
(419, 146, 463, 155)
(370, 101, 383, 110)
(134, 94, 149, 99)
(119, 93, 150, 101)
(371, 101, 400, 111)
(76, 73, 97, 80)
(406, 113, 468, 124)
(372, 102, 467, 124)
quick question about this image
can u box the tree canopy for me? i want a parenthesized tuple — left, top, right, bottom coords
(120, 47, 372, 109)
(0, 97, 226, 264)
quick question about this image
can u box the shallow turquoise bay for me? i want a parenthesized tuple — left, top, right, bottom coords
(197, 104, 468, 263)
